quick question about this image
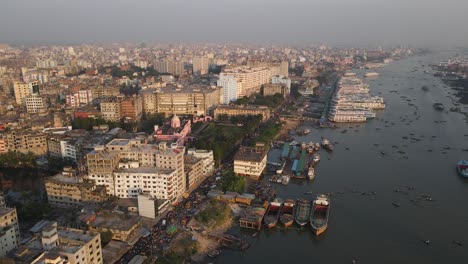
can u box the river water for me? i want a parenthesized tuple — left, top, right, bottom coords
(216, 51, 468, 264)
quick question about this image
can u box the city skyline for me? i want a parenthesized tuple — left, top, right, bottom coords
(2, 0, 468, 46)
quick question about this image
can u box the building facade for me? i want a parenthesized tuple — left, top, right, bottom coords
(13, 81, 39, 105)
(214, 105, 271, 121)
(0, 207, 20, 258)
(234, 145, 267, 180)
(25, 93, 46, 113)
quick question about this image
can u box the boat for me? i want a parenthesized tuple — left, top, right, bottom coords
(313, 154, 320, 163)
(294, 199, 311, 227)
(307, 142, 314, 154)
(281, 175, 290, 185)
(296, 129, 310, 135)
(279, 199, 295, 227)
(314, 143, 320, 151)
(208, 249, 220, 258)
(308, 166, 315, 180)
(364, 72, 379, 77)
(310, 194, 330, 236)
(433, 103, 444, 111)
(421, 86, 429, 91)
(321, 139, 334, 151)
(276, 161, 286, 174)
(264, 200, 283, 228)
(457, 160, 468, 178)
(289, 141, 298, 146)
(301, 142, 307, 150)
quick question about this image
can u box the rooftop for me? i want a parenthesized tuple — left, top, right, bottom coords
(234, 147, 267, 162)
(89, 214, 140, 231)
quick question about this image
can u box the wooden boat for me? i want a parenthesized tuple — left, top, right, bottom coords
(263, 200, 282, 228)
(279, 199, 295, 227)
(294, 199, 311, 227)
(310, 194, 330, 235)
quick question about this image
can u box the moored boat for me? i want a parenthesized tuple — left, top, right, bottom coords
(310, 194, 330, 236)
(308, 166, 315, 180)
(314, 143, 320, 151)
(264, 200, 283, 228)
(321, 139, 334, 151)
(279, 199, 295, 227)
(457, 160, 468, 178)
(313, 154, 320, 163)
(294, 199, 311, 227)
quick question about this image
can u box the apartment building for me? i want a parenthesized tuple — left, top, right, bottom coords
(1, 130, 48, 155)
(153, 59, 185, 75)
(45, 168, 107, 207)
(0, 207, 20, 257)
(186, 149, 215, 177)
(13, 81, 39, 105)
(100, 95, 143, 122)
(86, 140, 186, 202)
(25, 93, 46, 113)
(192, 56, 209, 75)
(247, 60, 289, 77)
(184, 155, 205, 192)
(218, 66, 272, 99)
(100, 99, 121, 122)
(214, 105, 271, 121)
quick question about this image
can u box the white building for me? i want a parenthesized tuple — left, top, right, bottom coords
(272, 75, 291, 90)
(0, 207, 20, 257)
(187, 149, 215, 176)
(137, 194, 158, 219)
(13, 81, 39, 105)
(233, 146, 267, 180)
(217, 74, 238, 104)
(113, 166, 178, 200)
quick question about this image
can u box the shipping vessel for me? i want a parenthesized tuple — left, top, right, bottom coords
(264, 200, 283, 228)
(308, 166, 315, 180)
(294, 199, 311, 227)
(310, 194, 330, 236)
(321, 139, 334, 151)
(364, 72, 379, 77)
(279, 199, 295, 227)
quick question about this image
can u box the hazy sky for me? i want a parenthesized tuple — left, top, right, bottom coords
(1, 0, 468, 46)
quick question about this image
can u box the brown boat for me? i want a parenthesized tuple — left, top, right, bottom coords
(279, 199, 295, 227)
(264, 200, 283, 228)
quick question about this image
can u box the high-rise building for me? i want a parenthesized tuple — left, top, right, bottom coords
(217, 75, 239, 103)
(153, 59, 185, 75)
(218, 66, 272, 99)
(13, 81, 39, 105)
(100, 95, 143, 122)
(192, 56, 209, 75)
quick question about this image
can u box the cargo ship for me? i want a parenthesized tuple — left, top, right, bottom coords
(279, 199, 295, 227)
(457, 160, 468, 178)
(310, 194, 330, 236)
(294, 199, 311, 227)
(264, 200, 283, 228)
(364, 72, 379, 77)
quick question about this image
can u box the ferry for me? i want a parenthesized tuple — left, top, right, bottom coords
(264, 200, 283, 228)
(308, 166, 315, 180)
(314, 143, 320, 151)
(279, 199, 295, 227)
(294, 199, 311, 227)
(310, 194, 330, 236)
(457, 160, 468, 178)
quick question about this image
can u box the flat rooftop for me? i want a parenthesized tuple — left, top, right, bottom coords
(89, 214, 140, 231)
(115, 166, 175, 175)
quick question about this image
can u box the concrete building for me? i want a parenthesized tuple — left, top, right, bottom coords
(214, 105, 271, 121)
(86, 140, 186, 202)
(262, 83, 289, 97)
(247, 60, 289, 76)
(184, 155, 206, 192)
(217, 74, 238, 103)
(45, 168, 107, 207)
(1, 131, 48, 155)
(88, 215, 140, 243)
(153, 59, 185, 75)
(219, 67, 272, 99)
(272, 75, 292, 90)
(25, 93, 46, 113)
(13, 81, 39, 105)
(100, 99, 121, 122)
(139, 85, 221, 116)
(48, 136, 82, 162)
(192, 56, 209, 75)
(137, 194, 170, 219)
(0, 207, 20, 257)
(186, 149, 215, 177)
(120, 95, 143, 121)
(234, 145, 268, 180)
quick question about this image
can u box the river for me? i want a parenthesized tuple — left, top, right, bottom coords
(215, 51, 468, 264)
